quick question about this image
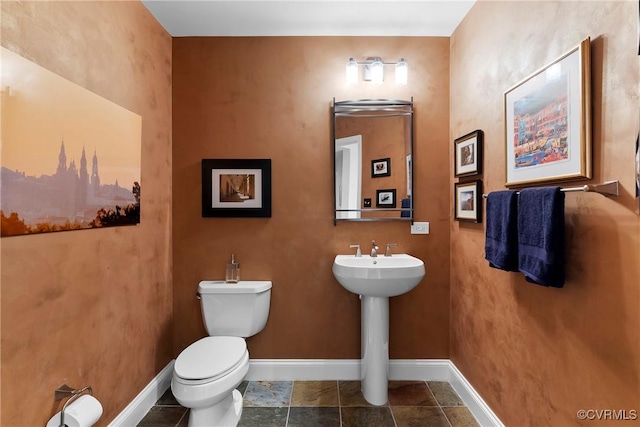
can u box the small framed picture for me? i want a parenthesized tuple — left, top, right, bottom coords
(202, 159, 272, 217)
(454, 130, 483, 177)
(376, 188, 396, 208)
(371, 157, 391, 178)
(454, 180, 482, 223)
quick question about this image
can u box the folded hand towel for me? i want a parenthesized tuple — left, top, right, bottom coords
(401, 198, 411, 218)
(517, 187, 565, 287)
(485, 190, 519, 271)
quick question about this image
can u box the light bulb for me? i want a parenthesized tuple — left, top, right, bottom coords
(371, 57, 384, 84)
(346, 58, 358, 85)
(395, 58, 408, 86)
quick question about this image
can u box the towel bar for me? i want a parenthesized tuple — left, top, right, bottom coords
(481, 180, 619, 198)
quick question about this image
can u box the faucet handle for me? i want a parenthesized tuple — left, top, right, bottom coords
(385, 243, 398, 257)
(349, 244, 362, 257)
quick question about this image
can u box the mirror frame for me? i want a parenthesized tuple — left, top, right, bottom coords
(332, 98, 414, 224)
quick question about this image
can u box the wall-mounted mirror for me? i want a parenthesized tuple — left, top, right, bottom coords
(333, 99, 413, 224)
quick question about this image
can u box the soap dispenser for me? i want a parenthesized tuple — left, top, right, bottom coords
(225, 254, 240, 283)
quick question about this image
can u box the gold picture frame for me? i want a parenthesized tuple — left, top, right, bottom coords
(504, 38, 591, 187)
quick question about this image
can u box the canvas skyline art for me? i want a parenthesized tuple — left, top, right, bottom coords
(0, 47, 142, 237)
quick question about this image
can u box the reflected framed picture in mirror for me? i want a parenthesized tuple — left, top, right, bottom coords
(371, 157, 391, 178)
(376, 189, 396, 208)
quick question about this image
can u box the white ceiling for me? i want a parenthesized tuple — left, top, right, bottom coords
(141, 1, 476, 37)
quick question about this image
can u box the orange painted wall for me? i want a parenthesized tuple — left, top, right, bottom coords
(450, 2, 640, 426)
(1, 2, 172, 426)
(172, 37, 451, 360)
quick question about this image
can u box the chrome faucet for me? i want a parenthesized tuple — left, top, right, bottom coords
(349, 244, 362, 257)
(370, 240, 379, 257)
(385, 243, 397, 257)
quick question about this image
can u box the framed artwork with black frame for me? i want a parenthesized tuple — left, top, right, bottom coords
(202, 159, 272, 218)
(376, 188, 396, 208)
(371, 157, 391, 178)
(454, 129, 483, 177)
(454, 180, 482, 223)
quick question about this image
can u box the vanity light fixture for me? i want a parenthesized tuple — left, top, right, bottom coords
(345, 57, 408, 86)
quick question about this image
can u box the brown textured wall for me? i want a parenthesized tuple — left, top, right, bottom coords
(450, 2, 640, 426)
(173, 37, 450, 360)
(1, 2, 172, 426)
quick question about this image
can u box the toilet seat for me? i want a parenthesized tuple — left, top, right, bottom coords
(175, 337, 247, 385)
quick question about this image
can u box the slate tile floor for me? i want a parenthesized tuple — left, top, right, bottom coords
(137, 380, 480, 427)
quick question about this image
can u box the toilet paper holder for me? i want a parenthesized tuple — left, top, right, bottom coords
(54, 384, 94, 427)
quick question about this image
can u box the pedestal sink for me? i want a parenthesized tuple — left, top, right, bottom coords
(332, 254, 425, 405)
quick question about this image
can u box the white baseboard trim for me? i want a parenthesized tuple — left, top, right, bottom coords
(246, 358, 454, 381)
(247, 359, 361, 381)
(112, 358, 502, 427)
(447, 362, 505, 427)
(108, 360, 175, 427)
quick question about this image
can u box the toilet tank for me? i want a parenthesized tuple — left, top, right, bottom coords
(198, 280, 272, 337)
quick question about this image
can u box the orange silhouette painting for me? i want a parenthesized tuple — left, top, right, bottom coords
(0, 47, 142, 237)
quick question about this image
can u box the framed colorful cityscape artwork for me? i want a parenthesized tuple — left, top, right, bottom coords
(504, 38, 591, 187)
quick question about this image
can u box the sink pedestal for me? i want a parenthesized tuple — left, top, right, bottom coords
(332, 253, 426, 406)
(361, 295, 389, 405)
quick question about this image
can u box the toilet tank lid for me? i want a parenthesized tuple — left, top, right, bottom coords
(198, 280, 272, 294)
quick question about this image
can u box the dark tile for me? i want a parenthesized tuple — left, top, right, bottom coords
(338, 381, 381, 407)
(442, 407, 481, 427)
(291, 381, 339, 407)
(388, 381, 438, 406)
(427, 381, 465, 406)
(287, 407, 341, 427)
(243, 381, 293, 407)
(392, 406, 451, 427)
(237, 380, 249, 396)
(176, 409, 189, 427)
(237, 407, 288, 427)
(156, 388, 181, 406)
(137, 406, 187, 427)
(341, 406, 395, 427)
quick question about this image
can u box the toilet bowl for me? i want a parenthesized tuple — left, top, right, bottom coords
(172, 337, 249, 427)
(172, 281, 272, 427)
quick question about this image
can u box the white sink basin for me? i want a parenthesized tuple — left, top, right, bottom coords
(332, 254, 425, 297)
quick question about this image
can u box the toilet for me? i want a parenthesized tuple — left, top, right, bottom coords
(171, 280, 272, 427)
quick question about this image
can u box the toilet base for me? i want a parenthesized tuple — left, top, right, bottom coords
(188, 388, 243, 427)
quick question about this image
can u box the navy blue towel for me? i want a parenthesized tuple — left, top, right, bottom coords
(485, 190, 519, 272)
(400, 198, 411, 217)
(517, 187, 565, 287)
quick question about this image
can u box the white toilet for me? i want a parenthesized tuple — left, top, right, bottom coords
(171, 280, 272, 427)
